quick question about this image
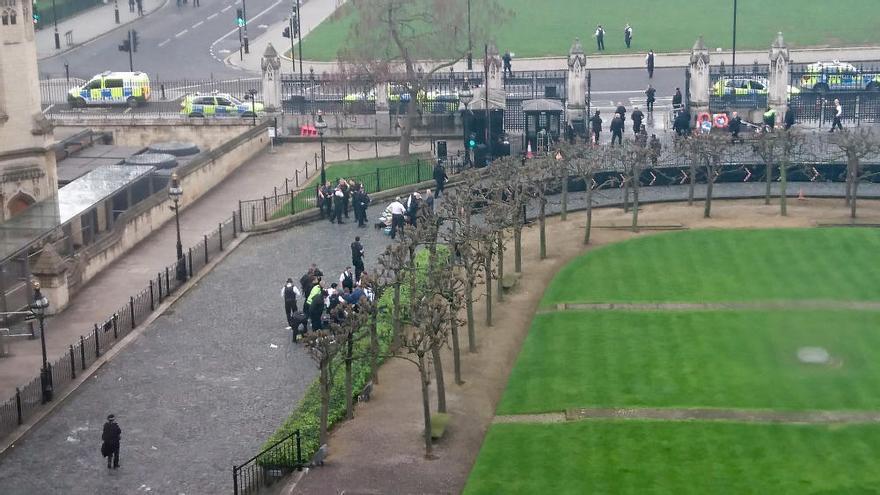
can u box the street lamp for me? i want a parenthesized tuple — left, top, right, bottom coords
(30, 281, 52, 403)
(732, 0, 738, 72)
(52, 0, 60, 49)
(314, 111, 327, 185)
(246, 89, 258, 126)
(466, 0, 472, 70)
(168, 173, 187, 283)
(459, 80, 474, 165)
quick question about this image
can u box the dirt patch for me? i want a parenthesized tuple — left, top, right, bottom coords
(287, 197, 880, 495)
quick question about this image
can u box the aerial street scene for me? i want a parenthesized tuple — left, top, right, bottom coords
(2, 0, 880, 493)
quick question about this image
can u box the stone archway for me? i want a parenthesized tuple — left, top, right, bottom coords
(7, 191, 35, 217)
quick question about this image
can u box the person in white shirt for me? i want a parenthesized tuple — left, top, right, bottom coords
(339, 267, 355, 292)
(332, 188, 345, 224)
(830, 98, 843, 132)
(388, 197, 406, 239)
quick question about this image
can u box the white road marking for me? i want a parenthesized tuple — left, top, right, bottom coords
(175, 29, 188, 37)
(158, 38, 171, 47)
(233, 0, 241, 4)
(208, 0, 284, 64)
(192, 20, 204, 28)
(257, 24, 268, 29)
(207, 12, 218, 19)
(218, 49, 231, 54)
(220, 5, 231, 12)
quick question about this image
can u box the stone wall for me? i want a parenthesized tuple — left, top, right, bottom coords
(77, 123, 269, 287)
(54, 120, 261, 151)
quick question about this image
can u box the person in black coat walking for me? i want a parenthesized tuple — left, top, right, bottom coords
(610, 114, 624, 146)
(729, 111, 743, 143)
(631, 106, 645, 135)
(101, 414, 121, 469)
(433, 162, 447, 198)
(645, 50, 655, 78)
(615, 102, 627, 121)
(351, 236, 365, 282)
(645, 84, 656, 112)
(672, 88, 683, 111)
(589, 110, 602, 144)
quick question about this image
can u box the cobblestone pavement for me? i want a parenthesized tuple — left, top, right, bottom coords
(0, 204, 401, 493)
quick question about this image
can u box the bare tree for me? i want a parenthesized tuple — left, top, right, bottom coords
(828, 128, 880, 219)
(303, 315, 345, 445)
(525, 156, 557, 259)
(339, 0, 505, 161)
(377, 242, 411, 346)
(682, 132, 731, 218)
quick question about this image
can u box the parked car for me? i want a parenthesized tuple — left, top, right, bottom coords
(799, 60, 880, 91)
(68, 71, 150, 107)
(180, 92, 263, 117)
(711, 77, 800, 97)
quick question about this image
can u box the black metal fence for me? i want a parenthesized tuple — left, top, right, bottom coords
(232, 429, 305, 495)
(0, 215, 238, 441)
(790, 62, 880, 92)
(708, 63, 770, 112)
(790, 91, 880, 126)
(237, 152, 465, 231)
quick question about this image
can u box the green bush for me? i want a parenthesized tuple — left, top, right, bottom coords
(259, 248, 443, 463)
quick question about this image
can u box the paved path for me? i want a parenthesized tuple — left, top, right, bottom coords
(36, 0, 166, 59)
(0, 140, 435, 404)
(545, 300, 880, 312)
(493, 407, 880, 425)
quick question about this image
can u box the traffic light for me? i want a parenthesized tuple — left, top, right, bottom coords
(468, 133, 477, 149)
(118, 39, 131, 52)
(291, 9, 299, 36)
(235, 8, 244, 27)
(131, 30, 139, 52)
(282, 26, 290, 38)
(32, 0, 39, 24)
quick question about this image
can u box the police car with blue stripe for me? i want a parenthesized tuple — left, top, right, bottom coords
(68, 71, 151, 107)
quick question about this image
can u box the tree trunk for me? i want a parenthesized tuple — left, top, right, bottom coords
(584, 177, 594, 245)
(370, 304, 379, 385)
(779, 163, 788, 216)
(514, 226, 522, 273)
(851, 160, 860, 219)
(319, 359, 330, 445)
(539, 197, 546, 260)
(450, 313, 463, 385)
(345, 334, 354, 420)
(765, 160, 773, 205)
(399, 99, 416, 162)
(704, 169, 714, 218)
(688, 161, 696, 206)
(417, 354, 433, 458)
(392, 283, 402, 347)
(431, 344, 446, 413)
(484, 259, 493, 327)
(631, 167, 640, 232)
(465, 281, 476, 352)
(622, 177, 629, 212)
(496, 232, 504, 302)
(561, 174, 568, 221)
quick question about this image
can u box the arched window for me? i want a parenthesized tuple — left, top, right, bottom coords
(1, 7, 16, 25)
(7, 193, 35, 217)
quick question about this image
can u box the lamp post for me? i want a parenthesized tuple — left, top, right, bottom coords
(52, 0, 60, 49)
(458, 80, 473, 165)
(30, 281, 52, 403)
(246, 89, 258, 126)
(732, 0, 738, 72)
(315, 110, 328, 185)
(168, 173, 187, 283)
(466, 0, 472, 70)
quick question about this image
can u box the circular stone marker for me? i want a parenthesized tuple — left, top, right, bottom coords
(124, 153, 178, 169)
(147, 141, 200, 157)
(797, 347, 831, 364)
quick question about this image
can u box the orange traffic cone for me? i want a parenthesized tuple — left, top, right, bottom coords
(526, 143, 533, 159)
(798, 188, 806, 201)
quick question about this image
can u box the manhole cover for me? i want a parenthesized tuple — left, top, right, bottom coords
(797, 347, 831, 364)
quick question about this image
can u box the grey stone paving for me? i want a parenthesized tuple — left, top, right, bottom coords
(0, 208, 396, 494)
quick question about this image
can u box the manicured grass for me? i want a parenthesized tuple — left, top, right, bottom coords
(541, 228, 880, 306)
(498, 310, 880, 414)
(270, 154, 433, 219)
(464, 421, 880, 495)
(301, 0, 880, 61)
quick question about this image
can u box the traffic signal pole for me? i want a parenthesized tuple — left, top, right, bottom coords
(241, 0, 249, 54)
(238, 24, 243, 60)
(296, 0, 303, 81)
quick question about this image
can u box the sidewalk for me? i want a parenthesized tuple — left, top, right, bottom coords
(36, 0, 166, 59)
(0, 139, 433, 410)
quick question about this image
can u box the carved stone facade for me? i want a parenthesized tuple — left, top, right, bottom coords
(566, 38, 587, 117)
(260, 43, 282, 112)
(0, 0, 57, 221)
(485, 43, 503, 91)
(767, 32, 791, 120)
(688, 36, 711, 117)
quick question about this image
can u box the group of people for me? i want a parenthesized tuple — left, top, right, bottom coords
(281, 236, 373, 338)
(588, 101, 656, 147)
(381, 188, 436, 239)
(317, 178, 371, 227)
(592, 24, 656, 78)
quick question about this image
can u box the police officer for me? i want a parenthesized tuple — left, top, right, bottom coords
(351, 236, 365, 282)
(589, 110, 602, 144)
(645, 85, 656, 112)
(610, 113, 624, 146)
(281, 278, 301, 330)
(624, 24, 633, 49)
(729, 111, 743, 143)
(631, 106, 645, 135)
(784, 106, 796, 130)
(594, 25, 605, 51)
(762, 107, 777, 131)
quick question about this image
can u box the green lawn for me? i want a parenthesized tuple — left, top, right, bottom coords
(465, 421, 880, 495)
(541, 228, 880, 306)
(270, 154, 433, 219)
(301, 0, 880, 61)
(498, 310, 880, 414)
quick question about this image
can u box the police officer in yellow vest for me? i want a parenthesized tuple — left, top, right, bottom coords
(762, 107, 777, 130)
(306, 282, 325, 330)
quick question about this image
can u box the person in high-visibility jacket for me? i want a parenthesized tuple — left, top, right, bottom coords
(762, 107, 777, 130)
(306, 282, 325, 330)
